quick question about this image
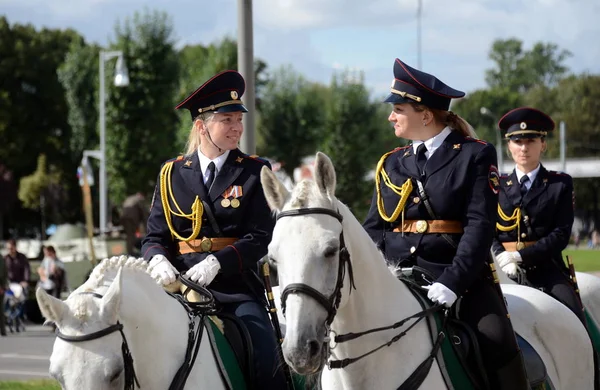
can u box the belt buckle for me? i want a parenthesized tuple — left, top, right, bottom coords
(416, 220, 428, 233)
(200, 237, 213, 252)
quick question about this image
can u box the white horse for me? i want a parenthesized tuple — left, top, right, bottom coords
(36, 256, 226, 390)
(495, 255, 600, 331)
(261, 152, 594, 390)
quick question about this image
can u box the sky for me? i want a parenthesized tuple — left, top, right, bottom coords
(2, 0, 599, 98)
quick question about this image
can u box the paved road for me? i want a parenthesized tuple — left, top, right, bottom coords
(0, 324, 55, 380)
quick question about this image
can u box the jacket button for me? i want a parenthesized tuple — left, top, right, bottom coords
(521, 233, 527, 238)
(410, 246, 416, 253)
(413, 197, 420, 204)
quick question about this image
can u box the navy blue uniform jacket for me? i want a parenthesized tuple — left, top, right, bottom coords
(363, 131, 499, 296)
(492, 165, 573, 273)
(142, 148, 274, 303)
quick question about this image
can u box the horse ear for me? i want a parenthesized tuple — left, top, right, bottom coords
(101, 267, 122, 323)
(36, 287, 68, 326)
(261, 166, 289, 212)
(314, 152, 336, 197)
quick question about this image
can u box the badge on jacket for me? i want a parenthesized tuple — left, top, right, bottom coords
(488, 165, 500, 195)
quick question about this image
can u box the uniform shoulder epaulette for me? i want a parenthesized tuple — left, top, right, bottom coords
(464, 136, 488, 145)
(389, 145, 410, 154)
(549, 170, 569, 176)
(163, 155, 184, 165)
(244, 154, 269, 165)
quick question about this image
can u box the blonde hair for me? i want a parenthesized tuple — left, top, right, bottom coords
(184, 113, 215, 156)
(410, 103, 474, 138)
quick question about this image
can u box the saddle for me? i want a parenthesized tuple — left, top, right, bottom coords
(165, 278, 256, 390)
(405, 266, 551, 390)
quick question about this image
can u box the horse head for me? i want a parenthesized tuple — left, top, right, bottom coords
(261, 152, 351, 375)
(37, 266, 126, 390)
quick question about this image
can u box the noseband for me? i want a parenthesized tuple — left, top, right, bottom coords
(56, 292, 140, 390)
(277, 207, 356, 327)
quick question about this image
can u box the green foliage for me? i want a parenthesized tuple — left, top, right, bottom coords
(0, 17, 84, 228)
(18, 154, 61, 210)
(58, 39, 101, 159)
(485, 38, 571, 93)
(106, 9, 180, 204)
(320, 71, 387, 220)
(257, 66, 327, 176)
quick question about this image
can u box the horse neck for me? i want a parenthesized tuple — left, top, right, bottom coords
(113, 269, 190, 387)
(333, 202, 420, 334)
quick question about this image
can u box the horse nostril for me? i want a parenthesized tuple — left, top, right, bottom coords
(307, 340, 321, 358)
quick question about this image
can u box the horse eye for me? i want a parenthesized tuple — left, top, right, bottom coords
(109, 368, 123, 382)
(324, 247, 338, 258)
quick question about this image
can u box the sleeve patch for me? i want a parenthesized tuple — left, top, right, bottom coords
(488, 165, 500, 194)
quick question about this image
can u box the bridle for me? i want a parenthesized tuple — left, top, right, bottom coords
(277, 207, 356, 328)
(276, 206, 447, 389)
(56, 282, 215, 390)
(56, 292, 140, 390)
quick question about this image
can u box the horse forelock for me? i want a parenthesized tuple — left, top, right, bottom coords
(287, 179, 334, 210)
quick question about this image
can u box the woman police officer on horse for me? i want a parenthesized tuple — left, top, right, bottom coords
(141, 70, 286, 389)
(492, 107, 585, 323)
(363, 58, 529, 389)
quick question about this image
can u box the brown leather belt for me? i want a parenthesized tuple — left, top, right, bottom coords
(177, 237, 238, 254)
(392, 220, 463, 234)
(501, 241, 537, 251)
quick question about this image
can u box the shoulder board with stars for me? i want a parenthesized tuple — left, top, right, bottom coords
(163, 155, 184, 165)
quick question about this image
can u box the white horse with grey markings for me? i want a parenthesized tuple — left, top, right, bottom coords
(262, 152, 594, 390)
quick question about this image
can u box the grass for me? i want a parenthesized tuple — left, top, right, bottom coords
(564, 248, 600, 272)
(0, 380, 60, 390)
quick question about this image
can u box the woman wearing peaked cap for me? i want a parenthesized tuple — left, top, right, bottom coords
(363, 58, 529, 389)
(493, 107, 584, 322)
(141, 70, 286, 389)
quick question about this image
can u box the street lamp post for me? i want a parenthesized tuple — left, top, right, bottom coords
(480, 107, 504, 171)
(237, 0, 256, 155)
(86, 51, 129, 235)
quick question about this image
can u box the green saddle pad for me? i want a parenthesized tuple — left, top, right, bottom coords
(585, 310, 600, 353)
(205, 318, 308, 390)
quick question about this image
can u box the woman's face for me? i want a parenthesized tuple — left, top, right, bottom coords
(200, 111, 244, 150)
(388, 103, 424, 140)
(508, 137, 545, 170)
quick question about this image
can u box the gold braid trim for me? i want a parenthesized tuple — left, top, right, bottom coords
(496, 205, 522, 247)
(159, 161, 203, 242)
(375, 150, 413, 222)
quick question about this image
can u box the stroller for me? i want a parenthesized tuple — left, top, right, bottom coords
(3, 283, 26, 333)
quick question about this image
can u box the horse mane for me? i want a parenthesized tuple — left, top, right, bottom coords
(83, 255, 158, 290)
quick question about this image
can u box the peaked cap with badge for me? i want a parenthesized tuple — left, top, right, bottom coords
(175, 70, 248, 119)
(498, 107, 555, 141)
(384, 58, 465, 111)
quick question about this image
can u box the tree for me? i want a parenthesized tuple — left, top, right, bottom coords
(58, 39, 101, 160)
(0, 163, 17, 238)
(257, 66, 327, 176)
(0, 17, 85, 233)
(105, 9, 181, 206)
(320, 71, 386, 220)
(485, 38, 571, 93)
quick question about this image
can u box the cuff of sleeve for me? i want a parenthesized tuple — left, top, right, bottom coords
(214, 245, 242, 276)
(143, 245, 169, 261)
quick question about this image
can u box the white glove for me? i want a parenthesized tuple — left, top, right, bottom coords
(148, 255, 178, 285)
(496, 251, 522, 268)
(423, 282, 457, 308)
(502, 262, 520, 278)
(184, 255, 221, 286)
